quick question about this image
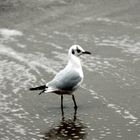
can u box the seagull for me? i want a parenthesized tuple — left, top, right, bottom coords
(30, 45, 91, 113)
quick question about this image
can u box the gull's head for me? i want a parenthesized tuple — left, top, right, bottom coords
(68, 45, 91, 57)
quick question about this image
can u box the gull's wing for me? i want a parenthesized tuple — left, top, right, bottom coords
(47, 68, 82, 91)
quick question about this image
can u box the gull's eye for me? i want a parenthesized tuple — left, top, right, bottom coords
(77, 48, 81, 53)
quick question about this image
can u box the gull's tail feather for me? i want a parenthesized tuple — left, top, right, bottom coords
(29, 85, 46, 91)
(29, 85, 47, 95)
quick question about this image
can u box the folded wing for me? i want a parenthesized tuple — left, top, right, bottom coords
(47, 69, 82, 91)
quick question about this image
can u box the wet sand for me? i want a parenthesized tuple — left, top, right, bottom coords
(0, 0, 140, 139)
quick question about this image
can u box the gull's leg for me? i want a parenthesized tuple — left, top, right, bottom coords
(38, 89, 45, 95)
(61, 95, 64, 118)
(72, 95, 77, 109)
(74, 104, 77, 121)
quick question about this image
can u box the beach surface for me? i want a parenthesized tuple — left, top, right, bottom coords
(0, 0, 140, 139)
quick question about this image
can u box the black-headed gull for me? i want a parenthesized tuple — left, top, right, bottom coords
(30, 45, 91, 112)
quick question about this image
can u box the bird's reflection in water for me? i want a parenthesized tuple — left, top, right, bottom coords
(42, 108, 87, 140)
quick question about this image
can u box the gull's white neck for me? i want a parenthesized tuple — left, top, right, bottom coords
(66, 54, 84, 79)
(68, 54, 82, 68)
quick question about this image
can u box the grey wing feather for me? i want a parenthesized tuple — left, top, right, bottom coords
(47, 69, 82, 91)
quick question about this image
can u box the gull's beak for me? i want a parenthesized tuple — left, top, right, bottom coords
(82, 51, 91, 55)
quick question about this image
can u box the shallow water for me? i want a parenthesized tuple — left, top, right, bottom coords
(0, 0, 140, 140)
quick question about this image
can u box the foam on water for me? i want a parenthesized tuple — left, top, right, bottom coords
(46, 42, 63, 50)
(107, 104, 138, 120)
(0, 45, 58, 75)
(97, 36, 140, 56)
(82, 84, 139, 134)
(0, 28, 23, 42)
(96, 17, 140, 29)
(0, 90, 41, 139)
(0, 28, 23, 37)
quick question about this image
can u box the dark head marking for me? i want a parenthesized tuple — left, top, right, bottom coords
(72, 49, 75, 54)
(76, 46, 81, 53)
